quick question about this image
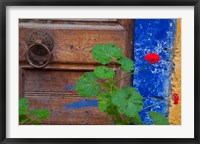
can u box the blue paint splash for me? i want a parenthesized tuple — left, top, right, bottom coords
(66, 99, 98, 109)
(64, 85, 74, 91)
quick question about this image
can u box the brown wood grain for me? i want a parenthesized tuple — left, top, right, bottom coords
(24, 69, 82, 95)
(19, 29, 127, 64)
(28, 96, 113, 125)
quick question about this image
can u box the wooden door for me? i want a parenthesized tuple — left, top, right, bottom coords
(19, 19, 133, 125)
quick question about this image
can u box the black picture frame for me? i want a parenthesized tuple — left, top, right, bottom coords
(0, 0, 199, 143)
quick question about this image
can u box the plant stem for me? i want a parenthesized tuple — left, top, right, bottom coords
(110, 85, 113, 92)
(113, 64, 150, 86)
(141, 100, 166, 111)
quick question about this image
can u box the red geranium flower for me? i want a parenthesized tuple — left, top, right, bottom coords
(144, 53, 160, 64)
(173, 93, 179, 105)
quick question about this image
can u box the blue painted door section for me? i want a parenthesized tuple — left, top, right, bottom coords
(65, 19, 177, 124)
(134, 19, 177, 124)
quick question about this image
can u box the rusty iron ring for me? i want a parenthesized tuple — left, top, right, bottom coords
(26, 43, 52, 68)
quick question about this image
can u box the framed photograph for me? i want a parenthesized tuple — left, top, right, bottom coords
(0, 0, 199, 143)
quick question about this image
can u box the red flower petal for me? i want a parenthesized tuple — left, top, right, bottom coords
(173, 93, 179, 105)
(144, 53, 160, 64)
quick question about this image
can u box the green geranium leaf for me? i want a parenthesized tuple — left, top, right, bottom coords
(19, 115, 31, 125)
(111, 86, 143, 117)
(91, 43, 122, 65)
(98, 92, 111, 112)
(117, 56, 134, 72)
(131, 114, 144, 125)
(98, 100, 108, 112)
(94, 66, 115, 79)
(148, 111, 169, 125)
(29, 109, 50, 120)
(31, 120, 42, 125)
(75, 72, 101, 97)
(101, 82, 111, 89)
(19, 98, 29, 115)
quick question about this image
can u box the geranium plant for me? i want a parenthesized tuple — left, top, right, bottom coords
(75, 43, 169, 125)
(19, 97, 50, 125)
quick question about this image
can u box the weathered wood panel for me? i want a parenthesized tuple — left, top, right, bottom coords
(19, 19, 133, 125)
(19, 22, 127, 64)
(28, 96, 113, 125)
(23, 69, 82, 96)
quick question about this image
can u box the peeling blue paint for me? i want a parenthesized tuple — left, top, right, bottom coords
(66, 99, 98, 109)
(134, 19, 177, 124)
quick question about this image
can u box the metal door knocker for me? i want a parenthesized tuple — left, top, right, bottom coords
(26, 30, 54, 68)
